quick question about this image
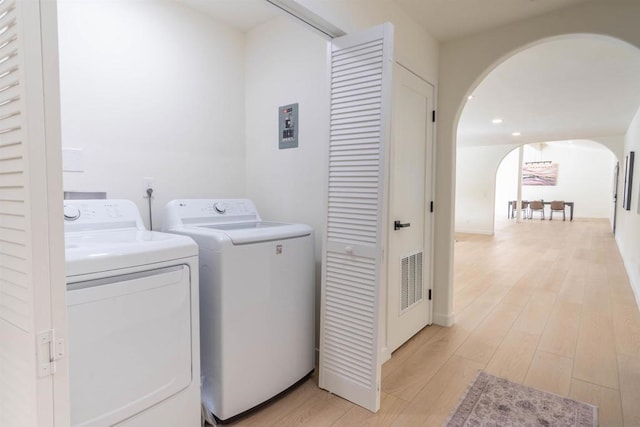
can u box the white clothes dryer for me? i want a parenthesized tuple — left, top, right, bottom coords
(64, 199, 200, 427)
(162, 199, 315, 424)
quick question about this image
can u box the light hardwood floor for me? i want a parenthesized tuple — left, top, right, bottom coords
(227, 218, 640, 426)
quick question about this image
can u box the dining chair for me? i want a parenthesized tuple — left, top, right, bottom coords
(549, 200, 566, 221)
(529, 200, 545, 220)
(511, 200, 529, 219)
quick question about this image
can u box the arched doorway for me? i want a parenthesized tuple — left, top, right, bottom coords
(454, 36, 638, 236)
(493, 140, 619, 229)
(433, 18, 640, 326)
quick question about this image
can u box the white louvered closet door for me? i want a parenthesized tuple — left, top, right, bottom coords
(0, 1, 67, 426)
(319, 23, 393, 412)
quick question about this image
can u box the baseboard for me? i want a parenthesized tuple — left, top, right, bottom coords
(616, 235, 640, 311)
(432, 311, 454, 327)
(622, 255, 640, 311)
(454, 227, 494, 236)
(380, 346, 391, 363)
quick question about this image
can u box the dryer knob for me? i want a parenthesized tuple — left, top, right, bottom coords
(64, 205, 81, 221)
(213, 203, 226, 214)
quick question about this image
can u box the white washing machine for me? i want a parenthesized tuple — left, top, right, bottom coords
(162, 199, 315, 423)
(64, 199, 200, 427)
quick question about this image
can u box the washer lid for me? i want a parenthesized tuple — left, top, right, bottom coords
(65, 229, 197, 278)
(196, 221, 312, 244)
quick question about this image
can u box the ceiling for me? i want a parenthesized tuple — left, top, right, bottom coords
(457, 36, 640, 148)
(176, 0, 279, 32)
(177, 0, 595, 41)
(393, 0, 594, 42)
(389, 0, 640, 151)
(177, 0, 640, 151)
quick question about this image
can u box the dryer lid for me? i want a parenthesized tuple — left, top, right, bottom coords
(65, 230, 197, 279)
(196, 221, 311, 244)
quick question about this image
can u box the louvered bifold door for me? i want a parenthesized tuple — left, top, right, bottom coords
(1, 1, 67, 426)
(319, 23, 394, 413)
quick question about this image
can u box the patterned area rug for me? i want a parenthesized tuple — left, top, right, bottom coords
(447, 371, 597, 426)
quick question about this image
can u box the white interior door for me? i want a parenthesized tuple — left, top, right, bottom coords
(319, 23, 394, 413)
(0, 1, 68, 426)
(386, 64, 434, 354)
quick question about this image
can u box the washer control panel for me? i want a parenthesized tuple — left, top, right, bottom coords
(64, 205, 81, 221)
(63, 200, 144, 230)
(167, 199, 261, 224)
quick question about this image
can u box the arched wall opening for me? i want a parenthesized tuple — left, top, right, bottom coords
(454, 33, 637, 236)
(456, 139, 620, 236)
(456, 139, 621, 236)
(435, 2, 640, 326)
(493, 140, 619, 228)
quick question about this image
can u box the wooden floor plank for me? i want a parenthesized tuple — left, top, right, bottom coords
(455, 301, 523, 364)
(570, 379, 623, 427)
(331, 392, 408, 427)
(538, 300, 582, 358)
(269, 391, 351, 427)
(390, 356, 484, 427)
(381, 324, 444, 382)
(511, 290, 557, 335)
(573, 302, 619, 389)
(612, 301, 640, 358)
(381, 325, 471, 401)
(524, 351, 573, 395)
(618, 354, 640, 426)
(485, 330, 540, 383)
(233, 378, 325, 426)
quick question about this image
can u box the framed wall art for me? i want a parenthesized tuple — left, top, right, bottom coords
(522, 161, 558, 186)
(623, 151, 634, 211)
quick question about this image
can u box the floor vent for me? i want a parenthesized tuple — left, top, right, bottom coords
(401, 251, 423, 312)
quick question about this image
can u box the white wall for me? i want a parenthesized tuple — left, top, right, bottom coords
(619, 107, 640, 307)
(57, 0, 246, 229)
(244, 16, 327, 242)
(494, 148, 520, 222)
(455, 144, 514, 234)
(520, 142, 616, 216)
(439, 0, 640, 321)
(498, 141, 616, 216)
(244, 16, 328, 346)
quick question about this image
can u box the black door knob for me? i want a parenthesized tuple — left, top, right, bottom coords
(394, 220, 411, 230)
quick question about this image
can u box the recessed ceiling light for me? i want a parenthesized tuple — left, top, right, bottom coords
(512, 132, 521, 136)
(492, 118, 503, 124)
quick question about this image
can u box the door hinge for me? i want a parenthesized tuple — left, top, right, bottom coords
(428, 289, 432, 300)
(432, 110, 436, 123)
(37, 329, 65, 377)
(430, 201, 434, 212)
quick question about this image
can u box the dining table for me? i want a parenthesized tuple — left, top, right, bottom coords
(508, 200, 574, 221)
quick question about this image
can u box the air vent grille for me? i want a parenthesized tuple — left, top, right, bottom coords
(401, 251, 423, 312)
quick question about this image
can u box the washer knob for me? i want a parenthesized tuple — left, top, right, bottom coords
(64, 205, 81, 221)
(213, 203, 226, 214)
